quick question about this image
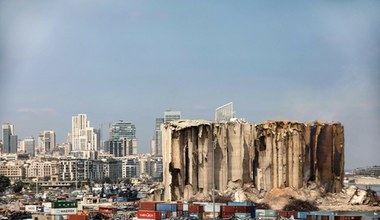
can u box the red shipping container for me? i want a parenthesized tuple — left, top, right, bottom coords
(99, 207, 116, 214)
(335, 216, 362, 220)
(288, 211, 298, 218)
(234, 206, 251, 213)
(222, 212, 235, 219)
(139, 201, 161, 211)
(189, 205, 204, 213)
(137, 210, 161, 219)
(221, 205, 235, 213)
(278, 211, 288, 218)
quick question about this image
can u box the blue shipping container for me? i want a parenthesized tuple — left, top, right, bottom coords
(156, 203, 177, 212)
(309, 211, 335, 216)
(298, 212, 310, 219)
(228, 201, 253, 206)
(250, 206, 256, 218)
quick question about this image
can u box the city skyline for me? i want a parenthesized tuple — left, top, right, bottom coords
(0, 1, 379, 169)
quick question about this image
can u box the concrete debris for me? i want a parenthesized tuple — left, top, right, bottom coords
(347, 185, 379, 206)
(162, 120, 345, 202)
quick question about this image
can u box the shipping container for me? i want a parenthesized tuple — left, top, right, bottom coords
(298, 212, 310, 219)
(204, 204, 222, 212)
(256, 209, 277, 217)
(68, 214, 88, 220)
(334, 216, 362, 220)
(203, 212, 220, 219)
(137, 210, 161, 219)
(139, 201, 162, 211)
(221, 205, 235, 213)
(189, 205, 204, 213)
(156, 203, 177, 212)
(250, 206, 256, 218)
(235, 212, 251, 218)
(308, 215, 336, 220)
(235, 206, 251, 213)
(279, 211, 298, 218)
(51, 201, 77, 209)
(221, 212, 235, 219)
(228, 201, 253, 206)
(183, 203, 189, 211)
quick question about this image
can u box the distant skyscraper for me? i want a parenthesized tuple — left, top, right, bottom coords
(107, 120, 137, 157)
(2, 123, 16, 153)
(215, 102, 235, 122)
(164, 110, 181, 123)
(69, 114, 99, 151)
(23, 137, 35, 157)
(151, 138, 156, 156)
(38, 130, 56, 154)
(110, 121, 136, 140)
(154, 118, 164, 156)
(154, 110, 181, 155)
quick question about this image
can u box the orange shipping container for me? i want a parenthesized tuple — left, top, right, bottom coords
(68, 214, 88, 220)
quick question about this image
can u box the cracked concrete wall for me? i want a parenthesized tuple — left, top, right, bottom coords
(162, 120, 344, 201)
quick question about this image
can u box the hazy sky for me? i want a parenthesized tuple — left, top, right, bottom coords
(1, 1, 379, 169)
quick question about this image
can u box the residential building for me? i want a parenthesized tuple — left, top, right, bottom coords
(102, 158, 122, 182)
(59, 159, 104, 182)
(69, 114, 99, 151)
(122, 156, 140, 179)
(25, 160, 58, 180)
(0, 160, 25, 181)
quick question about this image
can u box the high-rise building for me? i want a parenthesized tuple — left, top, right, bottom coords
(38, 130, 56, 154)
(215, 102, 235, 122)
(164, 110, 181, 123)
(153, 118, 164, 156)
(69, 114, 99, 151)
(2, 123, 16, 153)
(23, 137, 35, 157)
(153, 111, 181, 156)
(110, 121, 136, 140)
(107, 121, 137, 157)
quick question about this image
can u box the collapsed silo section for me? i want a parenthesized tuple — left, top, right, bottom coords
(254, 121, 307, 191)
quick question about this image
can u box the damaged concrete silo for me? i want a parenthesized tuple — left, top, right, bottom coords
(161, 120, 344, 202)
(161, 120, 255, 201)
(254, 121, 307, 191)
(305, 121, 345, 193)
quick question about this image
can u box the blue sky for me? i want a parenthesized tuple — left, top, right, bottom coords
(0, 1, 379, 169)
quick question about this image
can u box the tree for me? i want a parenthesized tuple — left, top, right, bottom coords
(0, 175, 10, 193)
(13, 180, 24, 193)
